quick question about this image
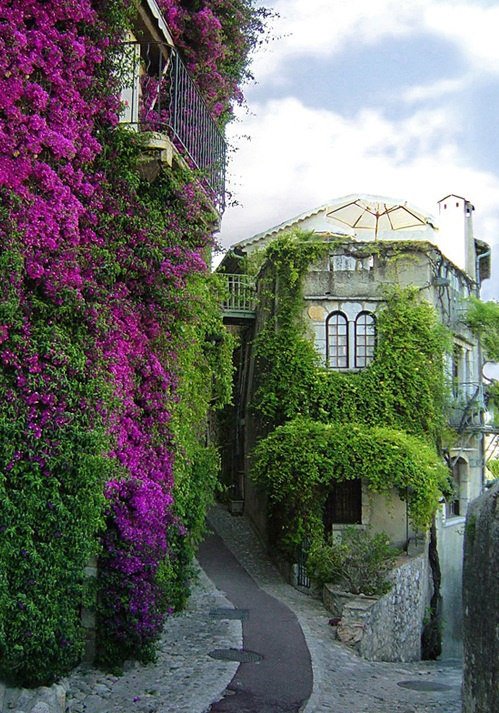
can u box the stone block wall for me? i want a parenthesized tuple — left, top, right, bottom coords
(326, 550, 432, 662)
(0, 682, 66, 713)
(462, 480, 498, 713)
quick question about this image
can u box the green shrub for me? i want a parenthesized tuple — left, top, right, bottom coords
(487, 458, 499, 479)
(307, 527, 399, 596)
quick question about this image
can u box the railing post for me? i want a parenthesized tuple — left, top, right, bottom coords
(117, 41, 226, 211)
(222, 275, 256, 314)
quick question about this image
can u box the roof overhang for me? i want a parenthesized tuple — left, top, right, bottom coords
(231, 193, 438, 254)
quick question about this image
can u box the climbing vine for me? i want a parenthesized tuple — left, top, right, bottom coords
(250, 231, 451, 552)
(464, 296, 499, 363)
(0, 0, 258, 684)
(251, 230, 329, 429)
(464, 296, 499, 419)
(253, 418, 449, 551)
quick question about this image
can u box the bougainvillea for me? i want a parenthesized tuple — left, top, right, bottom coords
(0, 0, 260, 684)
(157, 0, 271, 122)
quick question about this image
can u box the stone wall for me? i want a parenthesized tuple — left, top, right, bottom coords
(462, 480, 498, 713)
(326, 549, 432, 662)
(0, 682, 66, 713)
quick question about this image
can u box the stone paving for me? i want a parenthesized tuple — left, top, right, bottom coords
(207, 504, 463, 713)
(63, 567, 241, 713)
(56, 503, 463, 713)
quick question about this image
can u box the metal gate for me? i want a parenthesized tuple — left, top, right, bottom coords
(296, 537, 311, 589)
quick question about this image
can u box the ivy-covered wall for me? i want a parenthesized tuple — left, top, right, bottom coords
(0, 0, 264, 686)
(244, 231, 452, 552)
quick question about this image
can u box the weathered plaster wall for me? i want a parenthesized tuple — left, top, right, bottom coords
(303, 247, 432, 304)
(462, 480, 498, 713)
(436, 445, 484, 661)
(367, 490, 416, 550)
(435, 508, 465, 659)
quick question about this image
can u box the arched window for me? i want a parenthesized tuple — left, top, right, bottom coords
(355, 311, 376, 368)
(326, 311, 348, 369)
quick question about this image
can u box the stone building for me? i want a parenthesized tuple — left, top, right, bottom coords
(220, 193, 493, 658)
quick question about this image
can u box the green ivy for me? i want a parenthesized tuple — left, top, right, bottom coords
(487, 458, 499, 478)
(0, 281, 111, 685)
(253, 418, 449, 541)
(249, 231, 451, 552)
(251, 230, 328, 429)
(164, 272, 234, 610)
(464, 296, 499, 363)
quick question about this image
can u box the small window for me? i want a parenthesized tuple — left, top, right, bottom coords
(326, 311, 348, 369)
(330, 255, 357, 271)
(446, 458, 466, 518)
(324, 479, 362, 531)
(355, 312, 376, 368)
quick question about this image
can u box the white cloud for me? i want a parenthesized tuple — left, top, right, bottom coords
(251, 0, 418, 83)
(219, 97, 499, 299)
(402, 75, 473, 104)
(423, 2, 499, 73)
(251, 0, 499, 84)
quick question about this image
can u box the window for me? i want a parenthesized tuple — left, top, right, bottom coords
(324, 479, 362, 531)
(326, 311, 348, 369)
(325, 308, 376, 370)
(355, 312, 376, 368)
(452, 342, 473, 399)
(446, 458, 466, 518)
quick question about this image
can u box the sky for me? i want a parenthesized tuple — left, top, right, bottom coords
(217, 0, 499, 301)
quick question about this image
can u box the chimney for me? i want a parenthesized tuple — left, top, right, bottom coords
(437, 195, 476, 280)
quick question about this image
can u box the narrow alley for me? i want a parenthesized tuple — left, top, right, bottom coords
(62, 504, 462, 713)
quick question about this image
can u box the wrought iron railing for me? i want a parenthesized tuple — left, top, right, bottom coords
(222, 274, 256, 314)
(449, 381, 485, 431)
(118, 41, 226, 211)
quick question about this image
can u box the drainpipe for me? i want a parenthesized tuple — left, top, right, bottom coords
(475, 249, 491, 493)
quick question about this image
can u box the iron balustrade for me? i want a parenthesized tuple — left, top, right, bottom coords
(222, 274, 256, 314)
(449, 381, 485, 432)
(118, 41, 226, 211)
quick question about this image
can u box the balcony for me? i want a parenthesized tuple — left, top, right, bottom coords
(449, 382, 485, 432)
(222, 274, 256, 321)
(118, 41, 226, 212)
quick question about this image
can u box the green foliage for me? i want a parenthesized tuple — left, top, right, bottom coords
(252, 418, 449, 541)
(0, 285, 111, 685)
(486, 381, 499, 425)
(261, 229, 330, 325)
(252, 230, 328, 428)
(166, 272, 234, 609)
(464, 296, 499, 362)
(307, 527, 399, 595)
(487, 458, 499, 478)
(249, 232, 451, 553)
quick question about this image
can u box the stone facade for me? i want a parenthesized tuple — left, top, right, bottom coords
(462, 480, 499, 713)
(324, 550, 432, 662)
(221, 193, 493, 660)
